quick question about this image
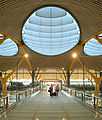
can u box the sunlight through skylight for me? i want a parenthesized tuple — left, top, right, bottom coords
(22, 6, 80, 56)
(84, 38, 102, 56)
(0, 38, 18, 56)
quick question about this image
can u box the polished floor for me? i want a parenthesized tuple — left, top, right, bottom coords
(0, 91, 102, 120)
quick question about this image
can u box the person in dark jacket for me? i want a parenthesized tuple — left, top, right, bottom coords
(49, 85, 53, 96)
(55, 84, 59, 96)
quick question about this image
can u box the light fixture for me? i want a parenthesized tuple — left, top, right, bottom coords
(62, 68, 64, 70)
(72, 53, 77, 58)
(37, 68, 39, 69)
(24, 54, 28, 58)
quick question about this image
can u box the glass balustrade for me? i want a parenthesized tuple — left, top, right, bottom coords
(62, 86, 102, 112)
(0, 86, 40, 112)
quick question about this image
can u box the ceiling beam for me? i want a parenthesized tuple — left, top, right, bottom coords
(0, 30, 33, 71)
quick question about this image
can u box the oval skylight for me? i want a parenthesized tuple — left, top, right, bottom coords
(22, 6, 80, 56)
(0, 38, 18, 56)
(84, 38, 102, 56)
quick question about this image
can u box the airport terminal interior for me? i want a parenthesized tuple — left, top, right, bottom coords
(0, 0, 102, 119)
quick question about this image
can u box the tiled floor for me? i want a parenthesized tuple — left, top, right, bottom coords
(0, 91, 102, 120)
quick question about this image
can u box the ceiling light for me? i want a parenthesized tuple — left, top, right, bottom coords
(24, 54, 28, 58)
(36, 118, 39, 120)
(62, 68, 64, 69)
(72, 53, 77, 58)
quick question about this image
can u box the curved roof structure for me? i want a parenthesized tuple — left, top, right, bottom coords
(0, 0, 102, 71)
(22, 7, 80, 56)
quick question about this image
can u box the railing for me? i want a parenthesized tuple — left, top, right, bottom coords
(62, 86, 102, 112)
(0, 86, 40, 112)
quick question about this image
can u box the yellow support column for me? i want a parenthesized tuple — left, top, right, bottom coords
(77, 57, 101, 108)
(62, 69, 67, 82)
(0, 56, 25, 108)
(68, 45, 83, 71)
(4, 82, 7, 96)
(95, 83, 100, 108)
(70, 69, 74, 77)
(35, 69, 40, 82)
(58, 70, 65, 82)
(19, 45, 33, 71)
(0, 30, 33, 72)
(37, 74, 42, 81)
(0, 30, 34, 108)
(85, 74, 93, 85)
(95, 83, 97, 97)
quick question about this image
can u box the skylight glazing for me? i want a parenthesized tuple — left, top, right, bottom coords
(22, 6, 80, 56)
(0, 38, 18, 56)
(84, 38, 102, 56)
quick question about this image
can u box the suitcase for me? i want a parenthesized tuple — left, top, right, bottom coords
(53, 92, 56, 96)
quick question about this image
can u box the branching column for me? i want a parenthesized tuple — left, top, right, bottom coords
(100, 72, 102, 97)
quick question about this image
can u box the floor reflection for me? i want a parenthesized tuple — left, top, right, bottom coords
(94, 111, 101, 120)
(95, 111, 99, 118)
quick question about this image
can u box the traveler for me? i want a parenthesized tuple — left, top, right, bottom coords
(49, 85, 53, 96)
(55, 84, 59, 96)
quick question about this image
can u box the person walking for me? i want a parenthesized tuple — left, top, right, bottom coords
(49, 85, 53, 96)
(55, 84, 59, 96)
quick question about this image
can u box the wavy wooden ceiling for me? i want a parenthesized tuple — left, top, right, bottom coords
(0, 0, 102, 71)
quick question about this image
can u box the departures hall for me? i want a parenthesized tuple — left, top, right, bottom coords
(0, 0, 102, 120)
